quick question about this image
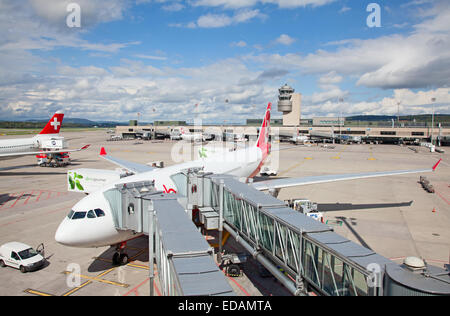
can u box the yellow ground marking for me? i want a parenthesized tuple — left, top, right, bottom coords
(368, 157, 377, 161)
(62, 268, 115, 296)
(127, 263, 149, 270)
(279, 160, 305, 177)
(304, 157, 313, 160)
(62, 280, 92, 296)
(62, 271, 129, 288)
(210, 231, 231, 248)
(24, 289, 54, 296)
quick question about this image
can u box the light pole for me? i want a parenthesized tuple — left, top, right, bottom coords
(338, 98, 344, 138)
(431, 98, 436, 145)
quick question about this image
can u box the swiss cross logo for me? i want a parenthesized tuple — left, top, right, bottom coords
(50, 117, 60, 131)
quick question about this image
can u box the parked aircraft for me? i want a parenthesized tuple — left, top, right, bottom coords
(0, 111, 90, 162)
(55, 103, 441, 265)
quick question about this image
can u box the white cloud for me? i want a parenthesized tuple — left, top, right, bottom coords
(133, 54, 168, 61)
(231, 40, 248, 47)
(190, 0, 336, 9)
(179, 9, 265, 28)
(245, 3, 450, 91)
(275, 34, 296, 46)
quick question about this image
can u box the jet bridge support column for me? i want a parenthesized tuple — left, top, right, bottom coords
(148, 201, 155, 297)
(218, 179, 224, 260)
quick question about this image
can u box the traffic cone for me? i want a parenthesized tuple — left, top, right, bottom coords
(432, 208, 436, 213)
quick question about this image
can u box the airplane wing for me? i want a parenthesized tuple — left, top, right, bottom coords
(99, 147, 155, 174)
(0, 145, 90, 159)
(252, 159, 442, 192)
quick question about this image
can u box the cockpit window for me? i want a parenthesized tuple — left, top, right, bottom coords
(94, 209, 105, 217)
(67, 210, 74, 219)
(72, 212, 86, 220)
(87, 210, 96, 218)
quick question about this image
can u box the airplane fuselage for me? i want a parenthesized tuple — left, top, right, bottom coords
(0, 134, 60, 161)
(55, 146, 264, 248)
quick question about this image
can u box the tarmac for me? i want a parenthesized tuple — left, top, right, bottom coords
(0, 130, 448, 296)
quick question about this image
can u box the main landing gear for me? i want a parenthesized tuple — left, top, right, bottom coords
(112, 242, 129, 266)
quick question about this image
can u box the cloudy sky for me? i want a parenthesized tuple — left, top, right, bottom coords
(0, 0, 449, 123)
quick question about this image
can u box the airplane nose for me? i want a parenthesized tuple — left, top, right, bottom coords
(55, 219, 72, 246)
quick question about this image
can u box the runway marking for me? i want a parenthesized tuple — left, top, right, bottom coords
(24, 289, 55, 296)
(62, 280, 93, 296)
(62, 271, 130, 288)
(435, 190, 450, 205)
(62, 268, 115, 296)
(123, 278, 151, 297)
(279, 160, 305, 177)
(0, 190, 68, 211)
(23, 190, 34, 205)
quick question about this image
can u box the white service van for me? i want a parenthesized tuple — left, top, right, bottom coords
(0, 242, 45, 273)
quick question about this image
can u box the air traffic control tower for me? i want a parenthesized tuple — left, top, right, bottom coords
(278, 84, 302, 126)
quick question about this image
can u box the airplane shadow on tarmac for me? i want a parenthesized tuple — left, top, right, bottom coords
(318, 201, 413, 212)
(88, 236, 149, 273)
(0, 162, 87, 175)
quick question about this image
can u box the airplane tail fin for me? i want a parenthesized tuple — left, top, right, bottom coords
(39, 111, 64, 135)
(256, 102, 272, 157)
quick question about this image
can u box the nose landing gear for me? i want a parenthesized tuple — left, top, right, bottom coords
(112, 242, 129, 266)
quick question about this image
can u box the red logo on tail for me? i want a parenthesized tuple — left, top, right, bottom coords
(39, 111, 64, 135)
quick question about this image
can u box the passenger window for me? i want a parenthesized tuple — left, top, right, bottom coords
(87, 210, 96, 218)
(94, 209, 105, 217)
(67, 210, 74, 219)
(72, 212, 86, 220)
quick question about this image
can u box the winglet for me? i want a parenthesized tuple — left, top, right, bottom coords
(432, 159, 442, 171)
(100, 147, 107, 156)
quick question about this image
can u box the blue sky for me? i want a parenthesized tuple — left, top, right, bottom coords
(0, 0, 449, 123)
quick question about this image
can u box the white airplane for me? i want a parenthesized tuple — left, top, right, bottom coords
(55, 103, 441, 265)
(291, 134, 309, 144)
(0, 111, 90, 161)
(180, 127, 205, 143)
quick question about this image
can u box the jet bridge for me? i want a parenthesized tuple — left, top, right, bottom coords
(103, 172, 450, 296)
(183, 170, 450, 297)
(104, 180, 235, 296)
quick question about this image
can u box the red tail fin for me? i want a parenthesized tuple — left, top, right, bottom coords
(39, 111, 64, 134)
(256, 103, 272, 157)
